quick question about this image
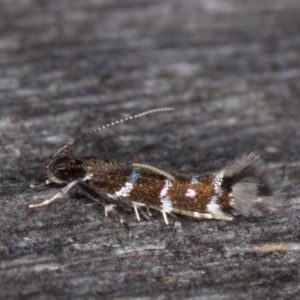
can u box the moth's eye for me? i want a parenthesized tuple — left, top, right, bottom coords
(55, 167, 86, 182)
(56, 169, 72, 181)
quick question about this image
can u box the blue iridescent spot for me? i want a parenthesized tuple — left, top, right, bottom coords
(130, 170, 141, 182)
(190, 175, 198, 184)
(115, 169, 141, 197)
(209, 180, 223, 205)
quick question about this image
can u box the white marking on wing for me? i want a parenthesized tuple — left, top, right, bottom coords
(186, 188, 196, 198)
(115, 182, 133, 197)
(114, 170, 141, 198)
(159, 179, 173, 210)
(205, 174, 232, 220)
(160, 179, 172, 197)
(215, 170, 224, 182)
(207, 202, 232, 220)
(190, 175, 199, 184)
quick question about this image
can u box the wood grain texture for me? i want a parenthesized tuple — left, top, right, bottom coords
(1, 0, 300, 299)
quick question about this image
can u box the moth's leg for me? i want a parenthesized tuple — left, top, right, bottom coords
(149, 206, 171, 225)
(131, 202, 152, 221)
(131, 202, 143, 221)
(76, 182, 132, 237)
(162, 211, 169, 225)
(30, 180, 132, 236)
(139, 207, 151, 220)
(29, 180, 79, 208)
(76, 182, 131, 211)
(133, 204, 141, 221)
(30, 179, 53, 189)
(146, 206, 152, 217)
(130, 202, 178, 225)
(144, 207, 181, 226)
(105, 204, 132, 238)
(159, 210, 177, 225)
(168, 211, 177, 218)
(76, 182, 113, 208)
(160, 211, 177, 225)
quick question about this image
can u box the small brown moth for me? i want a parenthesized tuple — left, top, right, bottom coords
(30, 108, 277, 236)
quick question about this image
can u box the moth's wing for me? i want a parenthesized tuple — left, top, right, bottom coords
(132, 163, 175, 180)
(84, 160, 177, 182)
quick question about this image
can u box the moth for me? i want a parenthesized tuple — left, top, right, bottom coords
(30, 108, 277, 236)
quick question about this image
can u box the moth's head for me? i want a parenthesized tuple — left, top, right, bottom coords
(44, 145, 72, 183)
(46, 145, 70, 164)
(43, 108, 174, 184)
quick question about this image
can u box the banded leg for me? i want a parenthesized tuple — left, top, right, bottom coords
(104, 204, 132, 238)
(29, 180, 132, 236)
(30, 179, 53, 189)
(132, 202, 152, 221)
(29, 180, 79, 208)
(148, 207, 178, 225)
(139, 207, 151, 220)
(76, 182, 132, 237)
(149, 206, 171, 225)
(133, 204, 141, 221)
(162, 211, 169, 225)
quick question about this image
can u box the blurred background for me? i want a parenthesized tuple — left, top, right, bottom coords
(1, 0, 300, 299)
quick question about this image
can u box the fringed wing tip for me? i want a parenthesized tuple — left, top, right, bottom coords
(221, 153, 280, 217)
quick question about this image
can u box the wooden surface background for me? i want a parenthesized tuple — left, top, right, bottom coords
(1, 0, 300, 299)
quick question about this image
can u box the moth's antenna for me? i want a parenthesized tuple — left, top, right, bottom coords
(65, 107, 174, 154)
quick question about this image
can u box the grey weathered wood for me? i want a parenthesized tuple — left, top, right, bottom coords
(1, 0, 300, 299)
